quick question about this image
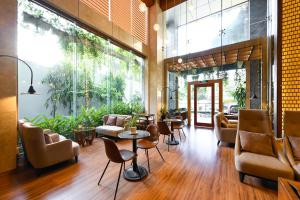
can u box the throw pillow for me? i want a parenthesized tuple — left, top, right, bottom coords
(223, 116, 229, 123)
(106, 116, 117, 126)
(221, 120, 228, 128)
(239, 130, 275, 157)
(227, 123, 237, 128)
(44, 133, 53, 144)
(288, 136, 300, 160)
(116, 117, 125, 127)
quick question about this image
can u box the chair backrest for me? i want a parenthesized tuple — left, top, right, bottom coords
(284, 111, 300, 137)
(238, 109, 272, 135)
(157, 121, 171, 136)
(214, 112, 222, 131)
(146, 124, 159, 141)
(102, 137, 124, 163)
(22, 123, 47, 166)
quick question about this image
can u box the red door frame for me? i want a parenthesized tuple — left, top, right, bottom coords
(194, 82, 215, 127)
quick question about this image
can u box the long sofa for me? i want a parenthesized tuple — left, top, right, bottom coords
(96, 114, 131, 138)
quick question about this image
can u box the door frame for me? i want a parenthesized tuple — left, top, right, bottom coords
(194, 82, 215, 127)
(187, 79, 223, 126)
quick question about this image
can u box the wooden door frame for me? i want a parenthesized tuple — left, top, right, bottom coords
(194, 82, 215, 127)
(187, 79, 223, 126)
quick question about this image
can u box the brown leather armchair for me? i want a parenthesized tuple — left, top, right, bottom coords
(214, 112, 237, 145)
(284, 111, 300, 180)
(22, 123, 79, 169)
(235, 109, 294, 182)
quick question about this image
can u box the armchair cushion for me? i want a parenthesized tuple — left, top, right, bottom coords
(221, 120, 228, 128)
(240, 130, 275, 157)
(288, 136, 300, 160)
(106, 116, 117, 126)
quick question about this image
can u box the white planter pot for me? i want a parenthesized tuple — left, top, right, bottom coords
(130, 127, 137, 134)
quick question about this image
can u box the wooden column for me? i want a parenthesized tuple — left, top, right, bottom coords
(261, 38, 268, 109)
(245, 61, 251, 109)
(0, 0, 18, 173)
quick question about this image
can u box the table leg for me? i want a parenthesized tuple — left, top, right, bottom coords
(123, 139, 148, 181)
(166, 122, 179, 145)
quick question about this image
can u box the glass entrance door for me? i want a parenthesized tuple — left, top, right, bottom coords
(194, 83, 215, 127)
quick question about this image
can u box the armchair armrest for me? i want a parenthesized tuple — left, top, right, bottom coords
(283, 137, 296, 166)
(235, 132, 242, 156)
(46, 139, 73, 164)
(275, 138, 291, 166)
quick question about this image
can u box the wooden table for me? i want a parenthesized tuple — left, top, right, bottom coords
(118, 130, 150, 181)
(279, 178, 300, 200)
(163, 118, 182, 145)
(73, 127, 96, 147)
(137, 113, 155, 124)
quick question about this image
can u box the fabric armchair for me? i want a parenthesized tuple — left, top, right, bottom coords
(235, 109, 294, 182)
(284, 111, 300, 180)
(214, 112, 237, 145)
(22, 123, 79, 169)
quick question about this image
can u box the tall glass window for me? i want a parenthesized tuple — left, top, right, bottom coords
(18, 0, 145, 119)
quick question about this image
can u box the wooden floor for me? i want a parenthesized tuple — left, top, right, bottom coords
(0, 127, 278, 200)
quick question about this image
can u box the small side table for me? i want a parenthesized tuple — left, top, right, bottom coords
(73, 127, 96, 147)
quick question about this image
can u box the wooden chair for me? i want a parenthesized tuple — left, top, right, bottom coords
(157, 121, 172, 152)
(172, 116, 186, 141)
(98, 137, 136, 200)
(137, 124, 164, 172)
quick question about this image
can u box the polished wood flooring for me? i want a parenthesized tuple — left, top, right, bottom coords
(0, 127, 277, 200)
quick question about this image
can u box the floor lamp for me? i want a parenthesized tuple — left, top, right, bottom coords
(0, 55, 36, 94)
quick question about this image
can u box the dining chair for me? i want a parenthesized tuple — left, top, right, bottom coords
(172, 115, 186, 141)
(157, 121, 172, 152)
(137, 124, 164, 172)
(98, 137, 136, 200)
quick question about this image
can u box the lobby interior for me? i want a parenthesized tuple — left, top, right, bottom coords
(1, 0, 300, 199)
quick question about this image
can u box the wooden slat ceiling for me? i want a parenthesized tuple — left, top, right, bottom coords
(165, 38, 263, 72)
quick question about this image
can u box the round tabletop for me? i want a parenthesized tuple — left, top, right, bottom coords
(163, 118, 182, 123)
(118, 130, 150, 140)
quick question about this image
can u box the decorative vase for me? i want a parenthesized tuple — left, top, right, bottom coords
(130, 127, 137, 134)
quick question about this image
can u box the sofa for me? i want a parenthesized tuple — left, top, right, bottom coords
(235, 109, 294, 182)
(96, 114, 131, 138)
(214, 112, 237, 145)
(21, 122, 79, 169)
(284, 111, 300, 180)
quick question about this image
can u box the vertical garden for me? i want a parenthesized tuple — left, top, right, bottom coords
(18, 0, 144, 139)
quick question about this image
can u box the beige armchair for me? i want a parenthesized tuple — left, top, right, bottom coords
(214, 112, 237, 145)
(284, 111, 300, 180)
(22, 123, 79, 169)
(235, 109, 294, 182)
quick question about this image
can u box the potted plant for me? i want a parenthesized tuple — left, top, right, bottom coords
(127, 115, 138, 134)
(160, 106, 167, 121)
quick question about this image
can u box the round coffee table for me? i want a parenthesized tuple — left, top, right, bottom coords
(118, 130, 150, 181)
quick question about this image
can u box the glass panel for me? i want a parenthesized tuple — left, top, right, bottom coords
(196, 86, 212, 124)
(222, 2, 249, 46)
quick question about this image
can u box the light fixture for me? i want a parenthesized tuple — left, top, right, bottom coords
(153, 23, 160, 31)
(0, 55, 37, 95)
(139, 2, 147, 13)
(178, 58, 183, 64)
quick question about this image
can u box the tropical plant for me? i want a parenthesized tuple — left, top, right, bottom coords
(126, 115, 138, 127)
(232, 82, 246, 108)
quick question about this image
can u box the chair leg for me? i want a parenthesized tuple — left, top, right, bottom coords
(217, 140, 221, 146)
(98, 160, 110, 186)
(178, 129, 182, 142)
(168, 135, 170, 152)
(156, 146, 165, 161)
(163, 135, 165, 142)
(114, 163, 123, 200)
(182, 128, 186, 137)
(75, 155, 78, 162)
(239, 172, 245, 183)
(146, 149, 150, 173)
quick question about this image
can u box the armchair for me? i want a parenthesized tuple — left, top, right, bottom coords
(235, 109, 293, 182)
(284, 111, 300, 180)
(22, 123, 79, 169)
(214, 112, 237, 145)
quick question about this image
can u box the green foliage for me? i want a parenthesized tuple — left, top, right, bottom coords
(126, 115, 138, 127)
(27, 101, 143, 140)
(232, 82, 246, 108)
